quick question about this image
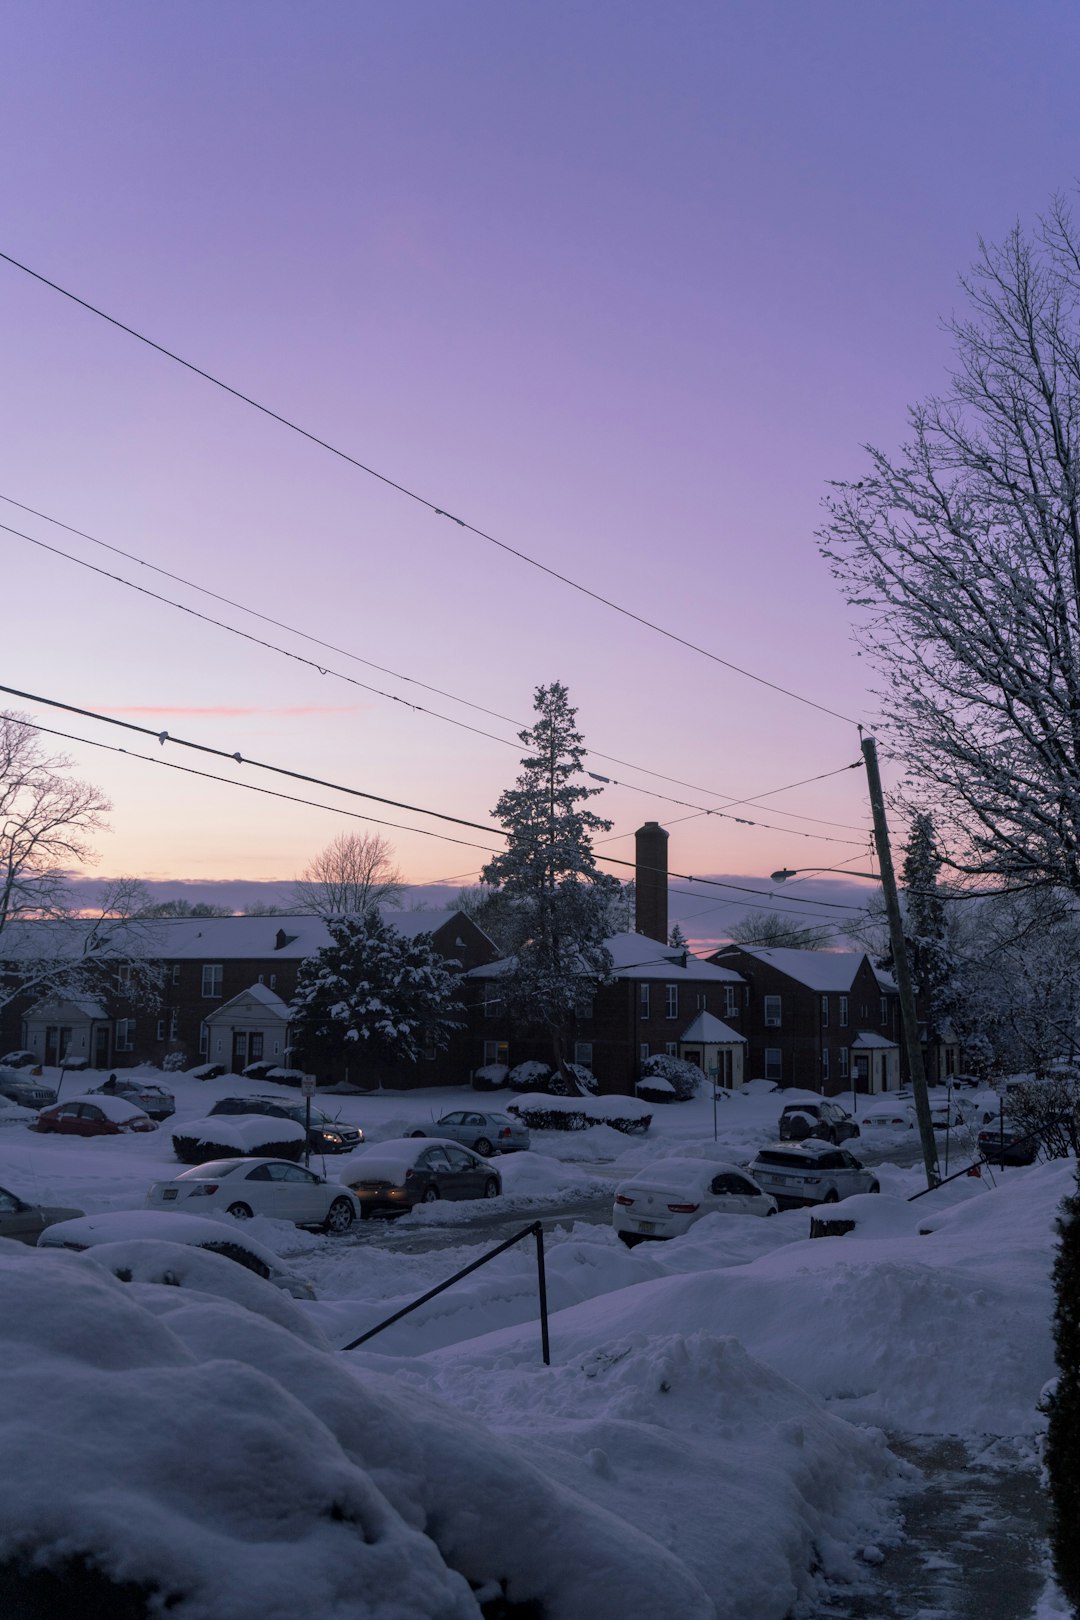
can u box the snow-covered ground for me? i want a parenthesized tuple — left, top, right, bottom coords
(0, 1066, 1066, 1617)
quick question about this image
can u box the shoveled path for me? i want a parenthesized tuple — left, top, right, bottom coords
(817, 1435, 1051, 1620)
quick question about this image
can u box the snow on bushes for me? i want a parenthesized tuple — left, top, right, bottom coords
(637, 1076, 677, 1104)
(507, 1060, 551, 1091)
(471, 1063, 509, 1092)
(171, 1115, 306, 1166)
(508, 1092, 652, 1135)
(0, 1244, 712, 1620)
(639, 1053, 705, 1101)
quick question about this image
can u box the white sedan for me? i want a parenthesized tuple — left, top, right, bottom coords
(613, 1158, 777, 1246)
(858, 1102, 918, 1131)
(147, 1157, 362, 1233)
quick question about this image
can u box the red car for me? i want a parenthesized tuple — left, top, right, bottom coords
(34, 1094, 157, 1137)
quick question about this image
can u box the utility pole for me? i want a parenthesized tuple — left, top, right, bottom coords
(861, 735, 940, 1189)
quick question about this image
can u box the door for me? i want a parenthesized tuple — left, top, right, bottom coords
(93, 1025, 111, 1068)
(231, 1031, 249, 1073)
(444, 1145, 486, 1197)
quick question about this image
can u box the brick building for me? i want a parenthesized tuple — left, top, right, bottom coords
(708, 945, 901, 1095)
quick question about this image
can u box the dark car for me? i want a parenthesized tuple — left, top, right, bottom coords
(0, 1050, 43, 1071)
(978, 1124, 1038, 1166)
(778, 1100, 860, 1144)
(0, 1182, 84, 1243)
(90, 1077, 176, 1121)
(208, 1095, 363, 1155)
(0, 1067, 56, 1109)
(341, 1138, 502, 1216)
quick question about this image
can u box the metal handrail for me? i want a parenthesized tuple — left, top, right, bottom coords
(340, 1219, 551, 1364)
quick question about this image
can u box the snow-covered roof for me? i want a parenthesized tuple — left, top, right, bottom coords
(679, 1011, 746, 1045)
(718, 946, 868, 992)
(851, 1031, 899, 1049)
(25, 997, 109, 1021)
(467, 931, 743, 984)
(205, 982, 292, 1021)
(2, 907, 481, 963)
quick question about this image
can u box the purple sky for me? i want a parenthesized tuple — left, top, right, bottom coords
(4, 2, 1079, 933)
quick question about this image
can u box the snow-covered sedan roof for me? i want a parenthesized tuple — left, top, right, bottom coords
(58, 1093, 151, 1124)
(335, 1138, 466, 1181)
(616, 1158, 760, 1194)
(38, 1209, 285, 1266)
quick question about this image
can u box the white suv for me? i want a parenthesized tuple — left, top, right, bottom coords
(747, 1142, 879, 1209)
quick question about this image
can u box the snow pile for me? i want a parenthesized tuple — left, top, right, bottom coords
(0, 1243, 715, 1619)
(171, 1115, 306, 1155)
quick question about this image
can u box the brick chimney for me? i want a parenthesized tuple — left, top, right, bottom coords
(635, 822, 669, 944)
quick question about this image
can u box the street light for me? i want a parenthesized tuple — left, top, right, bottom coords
(771, 868, 879, 884)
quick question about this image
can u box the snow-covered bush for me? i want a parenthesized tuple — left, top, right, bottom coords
(162, 1052, 187, 1073)
(637, 1075, 677, 1105)
(508, 1060, 552, 1092)
(550, 1062, 598, 1097)
(171, 1115, 306, 1166)
(471, 1062, 509, 1092)
(508, 1093, 652, 1136)
(639, 1053, 705, 1102)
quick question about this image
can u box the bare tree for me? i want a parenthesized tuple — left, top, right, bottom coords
(0, 717, 161, 1010)
(293, 831, 404, 917)
(727, 911, 834, 950)
(820, 199, 1080, 895)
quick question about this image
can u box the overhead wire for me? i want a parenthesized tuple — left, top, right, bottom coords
(2, 493, 871, 834)
(0, 250, 862, 727)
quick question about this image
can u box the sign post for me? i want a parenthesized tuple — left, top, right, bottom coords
(709, 1065, 719, 1141)
(301, 1073, 316, 1167)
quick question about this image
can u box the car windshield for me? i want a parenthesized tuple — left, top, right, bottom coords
(177, 1160, 244, 1179)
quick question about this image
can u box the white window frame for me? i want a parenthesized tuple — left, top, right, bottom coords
(764, 995, 782, 1028)
(115, 1019, 135, 1053)
(764, 1047, 782, 1082)
(639, 1042, 650, 1063)
(839, 995, 849, 1028)
(169, 1008, 179, 1041)
(838, 1046, 849, 1080)
(821, 995, 829, 1027)
(664, 1040, 678, 1057)
(723, 985, 737, 1018)
(821, 1047, 830, 1084)
(665, 985, 678, 1020)
(483, 1040, 509, 1066)
(156, 1019, 165, 1042)
(201, 964, 223, 999)
(639, 984, 650, 1018)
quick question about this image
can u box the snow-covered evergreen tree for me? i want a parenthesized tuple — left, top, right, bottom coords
(896, 813, 957, 1044)
(668, 922, 689, 950)
(289, 910, 462, 1078)
(481, 682, 619, 1080)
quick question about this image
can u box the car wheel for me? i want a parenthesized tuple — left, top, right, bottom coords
(483, 1177, 499, 1199)
(474, 1137, 494, 1157)
(227, 1202, 253, 1220)
(325, 1197, 355, 1235)
(822, 1189, 840, 1204)
(410, 1130, 427, 1139)
(421, 1185, 439, 1204)
(868, 1181, 880, 1194)
(765, 1206, 778, 1216)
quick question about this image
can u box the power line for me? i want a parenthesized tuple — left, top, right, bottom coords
(0, 251, 861, 727)
(0, 682, 872, 912)
(2, 491, 870, 833)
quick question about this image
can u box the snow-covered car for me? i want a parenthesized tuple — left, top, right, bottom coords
(338, 1139, 502, 1216)
(747, 1143, 880, 1209)
(929, 1098, 968, 1130)
(409, 1109, 529, 1156)
(613, 1159, 777, 1246)
(90, 1078, 176, 1121)
(189, 1062, 227, 1080)
(33, 1094, 157, 1137)
(0, 1050, 42, 1070)
(0, 1182, 84, 1243)
(147, 1157, 361, 1233)
(778, 1100, 859, 1144)
(208, 1094, 363, 1155)
(37, 1209, 315, 1297)
(0, 1068, 55, 1109)
(858, 1102, 918, 1131)
(0, 1095, 37, 1129)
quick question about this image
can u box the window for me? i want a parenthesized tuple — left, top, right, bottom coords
(821, 1048, 830, 1084)
(639, 984, 650, 1018)
(764, 1048, 782, 1082)
(156, 1019, 165, 1042)
(199, 1021, 209, 1056)
(116, 963, 132, 990)
(838, 1046, 849, 1080)
(171, 965, 180, 985)
(575, 991, 594, 1020)
(574, 1041, 593, 1067)
(169, 1009, 179, 1041)
(880, 996, 888, 1025)
(665, 985, 678, 1019)
(839, 996, 849, 1028)
(696, 992, 706, 1011)
(201, 964, 223, 999)
(640, 1043, 650, 1063)
(257, 973, 264, 985)
(820, 995, 829, 1027)
(764, 995, 782, 1027)
(483, 1040, 509, 1066)
(250, 1032, 264, 1060)
(483, 993, 502, 1019)
(115, 1019, 135, 1052)
(269, 974, 276, 990)
(664, 1040, 678, 1057)
(723, 985, 738, 1018)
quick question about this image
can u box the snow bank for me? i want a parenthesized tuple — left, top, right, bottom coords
(0, 1243, 713, 1619)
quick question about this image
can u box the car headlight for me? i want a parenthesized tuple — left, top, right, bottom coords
(323, 1132, 343, 1144)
